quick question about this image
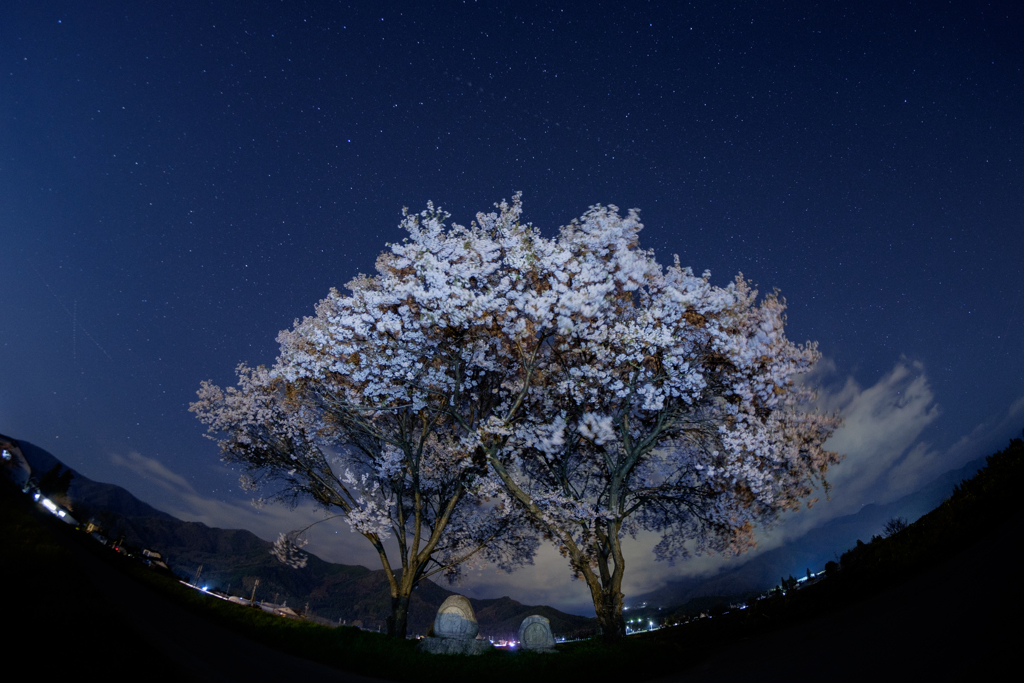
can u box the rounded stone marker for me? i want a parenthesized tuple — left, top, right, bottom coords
(518, 615, 556, 652)
(434, 595, 479, 640)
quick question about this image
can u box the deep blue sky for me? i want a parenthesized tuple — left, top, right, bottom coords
(2, 1, 1022, 613)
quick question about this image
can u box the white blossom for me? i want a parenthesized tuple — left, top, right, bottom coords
(271, 532, 309, 569)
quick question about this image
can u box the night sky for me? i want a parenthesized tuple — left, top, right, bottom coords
(3, 1, 1022, 615)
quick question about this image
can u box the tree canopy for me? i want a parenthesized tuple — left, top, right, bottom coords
(193, 193, 840, 640)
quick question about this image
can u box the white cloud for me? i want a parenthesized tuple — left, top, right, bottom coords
(110, 450, 197, 495)
(883, 390, 1024, 502)
(814, 359, 941, 514)
(108, 449, 380, 567)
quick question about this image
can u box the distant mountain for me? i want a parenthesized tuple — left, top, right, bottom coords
(628, 455, 988, 608)
(12, 437, 595, 638)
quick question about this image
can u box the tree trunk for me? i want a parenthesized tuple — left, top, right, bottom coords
(594, 586, 626, 640)
(386, 594, 411, 639)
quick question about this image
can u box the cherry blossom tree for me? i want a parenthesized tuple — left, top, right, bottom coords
(190, 200, 543, 638)
(193, 193, 840, 641)
(462, 201, 842, 640)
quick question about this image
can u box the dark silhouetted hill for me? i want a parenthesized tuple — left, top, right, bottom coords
(629, 453, 988, 608)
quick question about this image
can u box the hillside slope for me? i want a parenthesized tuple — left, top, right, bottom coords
(630, 453, 988, 607)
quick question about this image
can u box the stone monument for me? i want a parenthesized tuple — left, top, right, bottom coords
(417, 595, 494, 655)
(517, 615, 557, 653)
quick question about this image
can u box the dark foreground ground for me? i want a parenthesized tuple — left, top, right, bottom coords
(1, 483, 383, 683)
(657, 511, 1023, 682)
(4, 478, 1020, 682)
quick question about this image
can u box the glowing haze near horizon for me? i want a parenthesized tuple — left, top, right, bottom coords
(2, 1, 1022, 616)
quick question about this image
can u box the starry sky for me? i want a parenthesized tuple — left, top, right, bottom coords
(2, 1, 1022, 615)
